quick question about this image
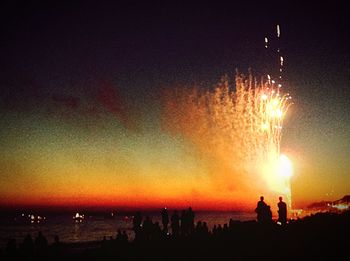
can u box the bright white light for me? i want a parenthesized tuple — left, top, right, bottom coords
(277, 154, 293, 178)
(276, 109, 283, 118)
(272, 99, 279, 106)
(261, 123, 269, 130)
(261, 154, 293, 211)
(332, 204, 349, 210)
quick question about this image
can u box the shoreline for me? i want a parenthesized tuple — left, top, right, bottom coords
(2, 210, 349, 260)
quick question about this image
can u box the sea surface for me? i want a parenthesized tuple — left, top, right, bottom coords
(0, 210, 256, 250)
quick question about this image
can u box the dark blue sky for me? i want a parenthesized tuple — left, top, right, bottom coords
(1, 1, 349, 98)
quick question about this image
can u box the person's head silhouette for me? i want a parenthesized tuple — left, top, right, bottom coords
(279, 196, 283, 202)
(260, 196, 264, 201)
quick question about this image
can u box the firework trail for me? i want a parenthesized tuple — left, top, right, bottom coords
(264, 24, 284, 85)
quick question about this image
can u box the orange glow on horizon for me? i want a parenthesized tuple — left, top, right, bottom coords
(0, 191, 255, 211)
(1, 74, 348, 211)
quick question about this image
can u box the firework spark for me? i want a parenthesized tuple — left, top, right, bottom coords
(264, 37, 269, 48)
(277, 24, 281, 38)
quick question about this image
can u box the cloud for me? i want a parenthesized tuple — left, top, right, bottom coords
(97, 82, 134, 129)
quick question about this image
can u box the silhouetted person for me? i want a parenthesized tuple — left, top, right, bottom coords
(223, 223, 229, 233)
(21, 234, 34, 256)
(161, 207, 169, 232)
(142, 216, 153, 240)
(195, 221, 202, 235)
(277, 196, 287, 225)
(212, 225, 217, 236)
(54, 235, 60, 244)
(217, 224, 223, 234)
(256, 196, 273, 224)
(116, 229, 123, 242)
(180, 210, 187, 235)
(35, 231, 48, 255)
(171, 210, 180, 236)
(187, 207, 195, 234)
(153, 221, 162, 240)
(202, 222, 209, 235)
(133, 211, 142, 240)
(256, 196, 268, 224)
(51, 235, 62, 257)
(229, 218, 234, 230)
(121, 230, 128, 242)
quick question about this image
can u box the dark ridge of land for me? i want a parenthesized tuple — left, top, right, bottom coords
(307, 194, 350, 210)
(1, 210, 349, 260)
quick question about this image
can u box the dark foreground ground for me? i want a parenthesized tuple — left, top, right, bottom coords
(1, 210, 349, 260)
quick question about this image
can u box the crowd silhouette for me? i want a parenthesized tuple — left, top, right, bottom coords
(5, 231, 50, 259)
(133, 206, 196, 241)
(2, 196, 349, 260)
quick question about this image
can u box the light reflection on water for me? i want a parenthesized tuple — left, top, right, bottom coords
(0, 211, 255, 249)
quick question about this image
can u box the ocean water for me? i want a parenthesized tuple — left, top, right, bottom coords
(0, 210, 256, 250)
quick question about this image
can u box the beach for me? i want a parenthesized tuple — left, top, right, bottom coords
(1, 210, 349, 260)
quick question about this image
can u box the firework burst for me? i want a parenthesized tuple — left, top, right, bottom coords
(163, 73, 293, 208)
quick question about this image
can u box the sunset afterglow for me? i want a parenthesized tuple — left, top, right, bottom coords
(1, 2, 349, 212)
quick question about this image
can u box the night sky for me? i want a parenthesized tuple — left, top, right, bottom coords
(0, 1, 349, 209)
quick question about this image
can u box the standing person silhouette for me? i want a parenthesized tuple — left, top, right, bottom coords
(133, 211, 142, 240)
(187, 207, 195, 234)
(255, 196, 268, 224)
(161, 207, 169, 233)
(171, 210, 180, 237)
(277, 196, 287, 225)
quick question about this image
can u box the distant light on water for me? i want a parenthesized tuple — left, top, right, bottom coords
(73, 212, 85, 222)
(332, 204, 349, 210)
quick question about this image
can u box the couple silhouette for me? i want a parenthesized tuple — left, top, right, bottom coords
(255, 196, 287, 225)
